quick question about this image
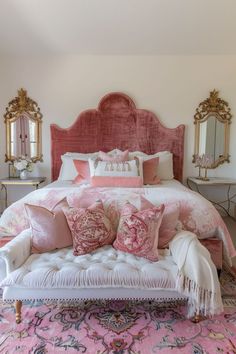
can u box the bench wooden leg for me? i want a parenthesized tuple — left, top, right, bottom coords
(191, 314, 201, 323)
(15, 300, 22, 324)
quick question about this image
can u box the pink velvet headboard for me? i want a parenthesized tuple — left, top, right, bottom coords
(51, 92, 185, 182)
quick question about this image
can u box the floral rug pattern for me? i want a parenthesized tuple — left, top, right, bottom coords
(1, 299, 236, 354)
(0, 267, 236, 354)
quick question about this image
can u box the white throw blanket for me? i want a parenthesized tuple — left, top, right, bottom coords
(169, 230, 223, 317)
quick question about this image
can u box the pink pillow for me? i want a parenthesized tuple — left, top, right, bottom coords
(25, 198, 73, 254)
(113, 202, 165, 261)
(73, 160, 90, 184)
(98, 150, 129, 162)
(63, 200, 115, 256)
(143, 157, 160, 185)
(140, 196, 180, 248)
(91, 176, 143, 188)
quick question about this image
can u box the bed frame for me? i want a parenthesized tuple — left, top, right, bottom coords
(51, 92, 185, 181)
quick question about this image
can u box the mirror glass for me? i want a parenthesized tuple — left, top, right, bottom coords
(4, 89, 43, 163)
(198, 115, 225, 163)
(193, 90, 232, 169)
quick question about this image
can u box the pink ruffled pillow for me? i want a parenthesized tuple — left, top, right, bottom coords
(98, 150, 129, 162)
(143, 157, 160, 185)
(63, 200, 115, 256)
(73, 159, 90, 184)
(113, 202, 165, 261)
(140, 196, 180, 249)
(25, 198, 73, 254)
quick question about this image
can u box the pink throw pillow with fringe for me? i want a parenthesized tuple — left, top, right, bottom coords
(140, 196, 180, 248)
(73, 159, 90, 184)
(143, 157, 160, 185)
(63, 200, 115, 256)
(25, 198, 73, 254)
(113, 202, 165, 261)
(98, 150, 129, 162)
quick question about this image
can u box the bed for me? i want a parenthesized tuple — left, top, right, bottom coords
(0, 92, 235, 323)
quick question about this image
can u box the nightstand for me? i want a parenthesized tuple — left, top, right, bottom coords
(0, 177, 46, 210)
(187, 177, 236, 221)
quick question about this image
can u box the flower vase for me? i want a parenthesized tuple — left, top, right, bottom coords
(20, 170, 28, 180)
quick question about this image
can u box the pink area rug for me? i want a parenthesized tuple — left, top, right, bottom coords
(1, 299, 236, 354)
(1, 267, 236, 354)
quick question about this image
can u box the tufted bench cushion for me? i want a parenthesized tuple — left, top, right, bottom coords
(0, 245, 178, 291)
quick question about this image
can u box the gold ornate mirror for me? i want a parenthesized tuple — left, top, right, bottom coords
(193, 90, 232, 169)
(4, 89, 43, 162)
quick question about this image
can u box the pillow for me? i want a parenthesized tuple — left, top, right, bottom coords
(91, 176, 143, 188)
(73, 160, 90, 184)
(129, 151, 174, 180)
(140, 196, 180, 248)
(89, 159, 141, 177)
(113, 202, 165, 261)
(58, 152, 98, 181)
(89, 157, 143, 187)
(143, 157, 160, 185)
(25, 198, 73, 254)
(59, 150, 125, 180)
(63, 200, 115, 256)
(98, 150, 129, 162)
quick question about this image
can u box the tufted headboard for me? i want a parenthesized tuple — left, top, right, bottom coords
(51, 92, 185, 182)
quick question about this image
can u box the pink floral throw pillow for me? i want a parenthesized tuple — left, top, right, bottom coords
(63, 200, 115, 256)
(113, 202, 165, 261)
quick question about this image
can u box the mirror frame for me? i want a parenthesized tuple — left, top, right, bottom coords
(4, 88, 43, 162)
(193, 90, 232, 168)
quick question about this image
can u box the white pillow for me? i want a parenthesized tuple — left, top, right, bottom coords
(58, 152, 99, 181)
(129, 151, 174, 180)
(58, 150, 129, 181)
(89, 159, 141, 177)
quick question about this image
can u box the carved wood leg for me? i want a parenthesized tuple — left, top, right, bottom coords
(15, 300, 22, 324)
(191, 314, 201, 323)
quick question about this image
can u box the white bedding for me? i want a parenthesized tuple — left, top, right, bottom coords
(0, 177, 229, 316)
(45, 179, 186, 190)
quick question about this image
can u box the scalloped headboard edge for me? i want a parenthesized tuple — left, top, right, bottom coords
(51, 92, 185, 182)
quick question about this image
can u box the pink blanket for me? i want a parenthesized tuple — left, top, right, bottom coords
(0, 184, 235, 262)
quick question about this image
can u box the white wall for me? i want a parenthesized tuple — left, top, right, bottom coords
(0, 55, 236, 204)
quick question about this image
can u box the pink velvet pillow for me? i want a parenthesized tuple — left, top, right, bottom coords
(140, 196, 180, 248)
(63, 200, 115, 256)
(91, 176, 143, 188)
(25, 198, 73, 254)
(143, 157, 160, 185)
(98, 150, 129, 162)
(113, 202, 165, 261)
(73, 159, 90, 184)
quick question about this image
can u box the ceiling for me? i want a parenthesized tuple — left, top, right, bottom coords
(0, 0, 236, 55)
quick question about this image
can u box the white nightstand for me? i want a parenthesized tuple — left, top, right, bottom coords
(187, 177, 236, 221)
(0, 177, 46, 210)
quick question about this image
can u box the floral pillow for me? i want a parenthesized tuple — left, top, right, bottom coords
(63, 200, 115, 256)
(113, 202, 165, 261)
